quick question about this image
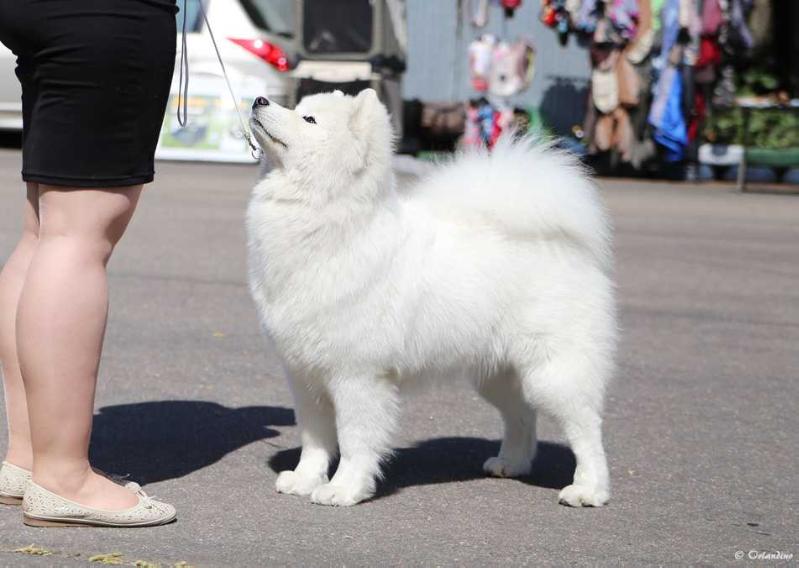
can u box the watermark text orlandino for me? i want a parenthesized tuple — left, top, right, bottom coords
(734, 550, 794, 561)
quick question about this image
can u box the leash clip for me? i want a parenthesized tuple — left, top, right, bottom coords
(249, 142, 262, 161)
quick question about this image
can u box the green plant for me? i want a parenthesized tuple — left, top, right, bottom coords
(704, 108, 799, 149)
(737, 68, 780, 96)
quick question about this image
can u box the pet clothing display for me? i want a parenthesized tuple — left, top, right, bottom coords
(468, 34, 497, 92)
(489, 38, 536, 97)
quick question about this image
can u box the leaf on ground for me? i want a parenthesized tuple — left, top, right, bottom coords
(89, 552, 124, 565)
(14, 544, 53, 556)
(133, 561, 160, 568)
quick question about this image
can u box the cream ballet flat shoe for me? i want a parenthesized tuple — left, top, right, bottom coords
(22, 481, 177, 528)
(0, 461, 32, 505)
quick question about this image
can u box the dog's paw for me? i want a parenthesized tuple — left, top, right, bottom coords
(275, 470, 327, 496)
(310, 482, 372, 507)
(483, 456, 532, 478)
(557, 484, 609, 507)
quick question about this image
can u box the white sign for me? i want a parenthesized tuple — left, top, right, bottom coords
(156, 74, 261, 164)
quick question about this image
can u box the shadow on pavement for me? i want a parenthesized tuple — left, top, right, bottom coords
(90, 400, 295, 484)
(268, 438, 575, 500)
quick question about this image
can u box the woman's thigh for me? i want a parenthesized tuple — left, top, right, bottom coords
(37, 186, 143, 255)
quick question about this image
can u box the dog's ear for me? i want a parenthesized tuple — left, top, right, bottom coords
(350, 88, 380, 134)
(346, 89, 389, 171)
(354, 88, 379, 107)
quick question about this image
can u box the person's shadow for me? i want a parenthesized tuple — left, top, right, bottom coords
(269, 438, 576, 498)
(89, 401, 294, 484)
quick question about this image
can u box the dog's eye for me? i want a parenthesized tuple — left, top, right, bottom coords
(303, 115, 316, 124)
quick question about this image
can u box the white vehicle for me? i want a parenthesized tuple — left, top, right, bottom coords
(0, 41, 21, 131)
(176, 0, 294, 106)
(0, 0, 294, 133)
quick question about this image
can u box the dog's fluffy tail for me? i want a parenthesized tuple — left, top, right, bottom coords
(414, 135, 612, 268)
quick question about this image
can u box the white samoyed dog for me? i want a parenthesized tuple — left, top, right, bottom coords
(246, 89, 616, 507)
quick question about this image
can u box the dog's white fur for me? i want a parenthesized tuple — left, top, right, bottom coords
(246, 90, 616, 507)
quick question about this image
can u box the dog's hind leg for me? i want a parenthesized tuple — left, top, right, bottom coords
(475, 368, 538, 478)
(310, 374, 399, 507)
(276, 376, 338, 497)
(519, 350, 611, 507)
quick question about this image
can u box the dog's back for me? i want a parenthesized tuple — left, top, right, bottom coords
(411, 136, 611, 269)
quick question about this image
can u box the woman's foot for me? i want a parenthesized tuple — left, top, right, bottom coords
(0, 461, 31, 505)
(23, 480, 176, 528)
(33, 466, 140, 511)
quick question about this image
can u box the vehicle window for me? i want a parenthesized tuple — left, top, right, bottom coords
(239, 0, 295, 37)
(302, 0, 373, 54)
(176, 0, 205, 33)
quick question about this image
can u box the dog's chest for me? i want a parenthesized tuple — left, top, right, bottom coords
(249, 230, 406, 358)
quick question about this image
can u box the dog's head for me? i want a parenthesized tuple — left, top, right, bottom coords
(250, 89, 393, 177)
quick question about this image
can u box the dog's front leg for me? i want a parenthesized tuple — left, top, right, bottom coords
(310, 375, 399, 507)
(276, 377, 338, 496)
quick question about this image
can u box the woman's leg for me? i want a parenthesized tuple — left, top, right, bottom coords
(0, 183, 39, 469)
(16, 184, 143, 510)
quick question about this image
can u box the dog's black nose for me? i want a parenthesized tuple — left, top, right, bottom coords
(253, 97, 270, 109)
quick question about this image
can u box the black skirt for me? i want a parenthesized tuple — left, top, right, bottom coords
(0, 0, 178, 187)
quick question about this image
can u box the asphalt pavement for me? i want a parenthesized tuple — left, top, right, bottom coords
(0, 148, 797, 567)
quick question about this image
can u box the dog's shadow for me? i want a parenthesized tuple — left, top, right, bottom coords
(90, 400, 295, 484)
(90, 400, 574, 495)
(268, 438, 575, 498)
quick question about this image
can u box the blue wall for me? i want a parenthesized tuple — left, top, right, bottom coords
(403, 0, 592, 135)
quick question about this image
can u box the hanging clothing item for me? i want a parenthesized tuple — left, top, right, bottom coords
(540, 0, 572, 45)
(679, 0, 693, 27)
(651, 0, 667, 30)
(565, 0, 581, 19)
(478, 101, 497, 145)
(679, 0, 701, 65)
(617, 56, 640, 106)
(501, 0, 522, 18)
(626, 0, 655, 64)
(607, 0, 639, 40)
(463, 99, 514, 149)
(468, 34, 497, 92)
(649, 65, 688, 161)
(694, 36, 721, 83)
(687, 89, 706, 142)
(488, 38, 536, 97)
(464, 104, 482, 147)
(469, 0, 491, 27)
(701, 0, 723, 35)
(725, 0, 753, 50)
(595, 107, 634, 161)
(494, 106, 515, 144)
(593, 68, 620, 113)
(591, 46, 621, 113)
(652, 0, 680, 72)
(575, 0, 601, 34)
